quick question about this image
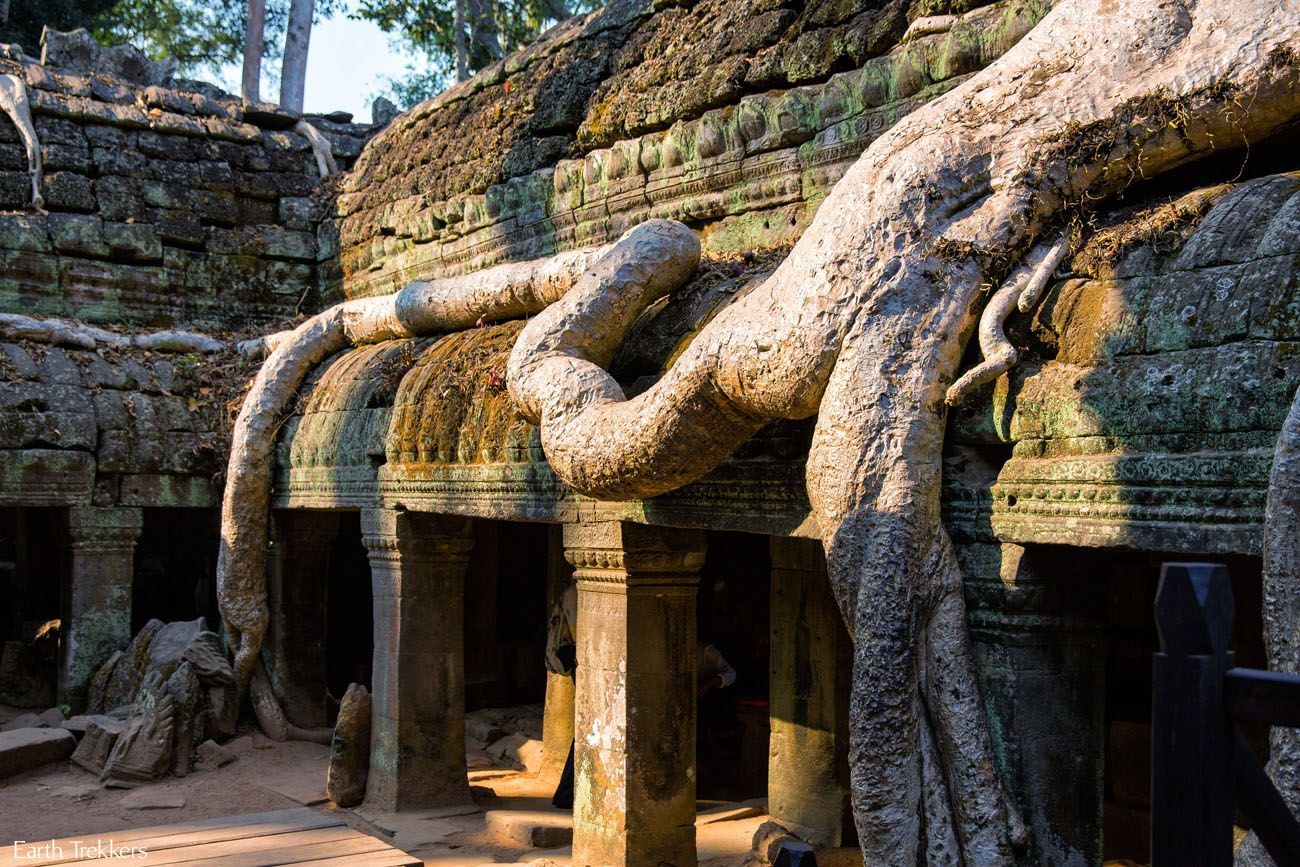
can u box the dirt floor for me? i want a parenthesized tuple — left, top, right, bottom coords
(0, 719, 771, 866)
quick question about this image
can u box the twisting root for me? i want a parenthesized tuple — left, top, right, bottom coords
(294, 120, 338, 179)
(0, 313, 226, 353)
(506, 2, 1300, 862)
(217, 229, 695, 721)
(944, 234, 1069, 407)
(0, 74, 43, 210)
(1239, 381, 1300, 866)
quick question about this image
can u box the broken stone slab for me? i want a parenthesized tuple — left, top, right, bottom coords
(38, 707, 67, 727)
(39, 27, 176, 86)
(326, 683, 369, 808)
(95, 619, 162, 713)
(70, 716, 128, 775)
(0, 727, 75, 777)
(466, 713, 508, 748)
(166, 661, 203, 777)
(483, 732, 544, 774)
(699, 797, 768, 824)
(485, 810, 574, 848)
(1, 711, 47, 731)
(351, 809, 461, 849)
(61, 715, 98, 738)
(100, 670, 175, 786)
(194, 739, 236, 771)
(119, 787, 186, 810)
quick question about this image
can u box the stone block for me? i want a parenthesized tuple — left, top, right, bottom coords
(0, 712, 47, 731)
(327, 683, 371, 807)
(485, 810, 574, 848)
(43, 172, 96, 212)
(49, 213, 108, 257)
(195, 738, 236, 771)
(120, 788, 187, 809)
(104, 222, 163, 262)
(0, 727, 75, 777)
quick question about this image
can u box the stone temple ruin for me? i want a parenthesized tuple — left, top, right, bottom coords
(2, 0, 1300, 865)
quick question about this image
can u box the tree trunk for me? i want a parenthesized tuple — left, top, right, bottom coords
(454, 0, 469, 82)
(468, 0, 502, 70)
(241, 0, 266, 103)
(506, 2, 1300, 862)
(279, 0, 315, 113)
(1240, 384, 1300, 865)
(216, 246, 621, 695)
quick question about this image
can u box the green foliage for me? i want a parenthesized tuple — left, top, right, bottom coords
(357, 0, 600, 106)
(375, 64, 448, 108)
(2, 0, 344, 77)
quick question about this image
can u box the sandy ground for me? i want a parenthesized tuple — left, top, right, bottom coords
(0, 723, 770, 866)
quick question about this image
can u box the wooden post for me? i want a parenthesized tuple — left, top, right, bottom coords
(1151, 562, 1235, 867)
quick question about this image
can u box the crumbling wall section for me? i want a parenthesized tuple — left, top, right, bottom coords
(0, 39, 374, 332)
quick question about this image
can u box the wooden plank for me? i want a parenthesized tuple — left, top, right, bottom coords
(289, 852, 421, 867)
(1, 809, 340, 867)
(1226, 667, 1300, 727)
(53, 826, 362, 866)
(159, 835, 394, 867)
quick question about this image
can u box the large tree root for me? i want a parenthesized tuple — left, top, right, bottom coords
(216, 235, 697, 713)
(0, 313, 225, 353)
(0, 74, 42, 211)
(1239, 381, 1300, 866)
(508, 2, 1300, 862)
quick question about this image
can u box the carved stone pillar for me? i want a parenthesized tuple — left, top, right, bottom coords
(265, 509, 338, 728)
(564, 521, 706, 867)
(361, 509, 474, 811)
(768, 535, 853, 847)
(961, 541, 1105, 867)
(61, 506, 144, 710)
(541, 524, 576, 784)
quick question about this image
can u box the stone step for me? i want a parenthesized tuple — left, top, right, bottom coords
(0, 727, 75, 777)
(484, 809, 574, 848)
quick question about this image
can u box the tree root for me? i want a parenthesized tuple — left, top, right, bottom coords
(1238, 380, 1300, 866)
(0, 313, 225, 353)
(217, 233, 688, 723)
(506, 2, 1300, 861)
(944, 234, 1069, 407)
(294, 120, 338, 179)
(0, 74, 43, 211)
(250, 661, 333, 744)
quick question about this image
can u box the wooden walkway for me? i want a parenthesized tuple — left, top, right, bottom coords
(1, 807, 422, 866)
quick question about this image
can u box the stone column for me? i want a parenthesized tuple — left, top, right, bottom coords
(565, 521, 705, 867)
(962, 541, 1105, 867)
(361, 509, 474, 811)
(768, 536, 853, 847)
(541, 524, 576, 784)
(265, 509, 338, 728)
(61, 506, 144, 710)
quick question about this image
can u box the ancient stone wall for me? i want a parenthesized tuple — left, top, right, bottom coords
(0, 40, 373, 332)
(333, 0, 1048, 300)
(0, 33, 380, 509)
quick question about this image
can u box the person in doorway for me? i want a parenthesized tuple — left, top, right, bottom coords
(547, 583, 577, 809)
(697, 641, 737, 696)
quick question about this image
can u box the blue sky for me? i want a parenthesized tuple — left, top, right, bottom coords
(204, 4, 441, 123)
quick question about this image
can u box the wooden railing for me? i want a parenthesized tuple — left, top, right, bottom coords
(1152, 562, 1300, 867)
